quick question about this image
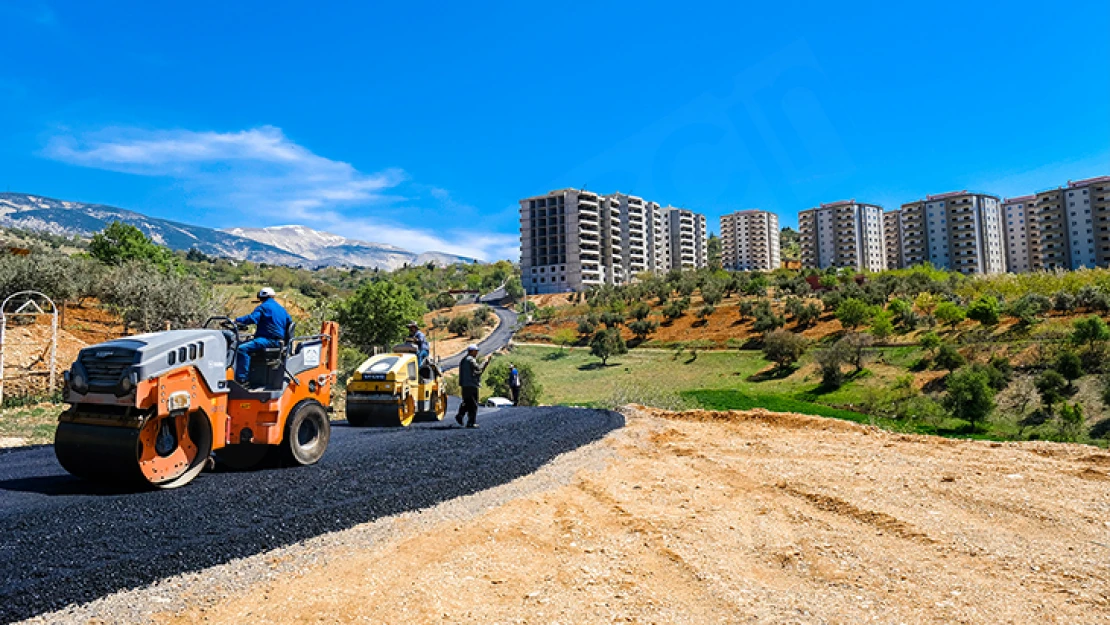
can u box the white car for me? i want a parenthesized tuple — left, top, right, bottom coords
(483, 397, 514, 408)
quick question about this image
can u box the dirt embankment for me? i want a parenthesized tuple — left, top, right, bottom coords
(152, 406, 1109, 624)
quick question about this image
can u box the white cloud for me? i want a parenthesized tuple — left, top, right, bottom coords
(43, 125, 517, 261)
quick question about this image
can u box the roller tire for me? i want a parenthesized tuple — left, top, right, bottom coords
(282, 400, 330, 466)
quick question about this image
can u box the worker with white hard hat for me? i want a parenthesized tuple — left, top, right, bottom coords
(455, 344, 492, 428)
(232, 287, 291, 386)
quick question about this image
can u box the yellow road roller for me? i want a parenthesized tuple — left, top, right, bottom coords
(345, 344, 448, 427)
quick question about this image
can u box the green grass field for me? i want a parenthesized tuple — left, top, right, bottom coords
(501, 345, 1023, 440)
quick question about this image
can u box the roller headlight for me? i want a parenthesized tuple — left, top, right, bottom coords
(68, 364, 89, 394)
(167, 391, 191, 412)
(114, 369, 139, 397)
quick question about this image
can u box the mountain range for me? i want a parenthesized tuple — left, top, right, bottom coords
(0, 192, 475, 269)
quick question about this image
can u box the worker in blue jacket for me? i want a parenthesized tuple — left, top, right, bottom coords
(234, 287, 291, 385)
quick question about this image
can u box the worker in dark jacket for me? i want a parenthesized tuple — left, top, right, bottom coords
(508, 363, 522, 405)
(455, 344, 491, 428)
(407, 321, 429, 366)
(233, 287, 291, 385)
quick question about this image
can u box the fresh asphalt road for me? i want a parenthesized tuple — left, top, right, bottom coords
(438, 305, 518, 371)
(0, 403, 622, 623)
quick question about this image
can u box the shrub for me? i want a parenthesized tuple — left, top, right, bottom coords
(1071, 315, 1110, 348)
(944, 366, 996, 428)
(432, 291, 457, 310)
(752, 308, 784, 334)
(628, 319, 659, 340)
(589, 328, 627, 365)
(473, 305, 494, 326)
(432, 314, 451, 331)
(934, 342, 966, 372)
(1035, 370, 1067, 410)
(839, 332, 873, 372)
(814, 341, 849, 389)
(701, 282, 724, 306)
(0, 252, 101, 304)
(1007, 293, 1050, 328)
(662, 298, 690, 322)
(629, 302, 651, 321)
(1077, 286, 1110, 312)
(552, 327, 579, 349)
(601, 311, 625, 328)
(577, 316, 597, 337)
(738, 299, 756, 321)
(919, 331, 942, 358)
(1053, 290, 1076, 313)
(448, 315, 471, 336)
(870, 311, 894, 341)
(835, 298, 872, 330)
(762, 329, 809, 370)
(1054, 350, 1084, 388)
(796, 302, 822, 328)
(99, 262, 212, 333)
(485, 359, 543, 406)
(967, 295, 1001, 327)
(696, 304, 716, 323)
(934, 301, 966, 327)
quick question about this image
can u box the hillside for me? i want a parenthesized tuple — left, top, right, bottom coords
(139, 406, 1110, 624)
(0, 193, 474, 269)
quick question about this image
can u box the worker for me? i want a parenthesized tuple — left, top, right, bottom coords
(455, 344, 492, 428)
(233, 287, 291, 386)
(407, 321, 429, 367)
(508, 362, 522, 406)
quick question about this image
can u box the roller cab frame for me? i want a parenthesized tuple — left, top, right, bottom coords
(345, 344, 448, 427)
(54, 320, 340, 489)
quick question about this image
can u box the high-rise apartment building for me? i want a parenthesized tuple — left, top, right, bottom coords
(882, 192, 1005, 275)
(664, 207, 707, 270)
(1034, 176, 1110, 270)
(520, 190, 705, 294)
(1002, 195, 1039, 273)
(798, 200, 886, 271)
(609, 193, 670, 278)
(520, 189, 607, 294)
(883, 210, 903, 270)
(719, 210, 780, 271)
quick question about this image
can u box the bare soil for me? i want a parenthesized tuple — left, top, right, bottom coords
(423, 303, 498, 360)
(152, 406, 1110, 624)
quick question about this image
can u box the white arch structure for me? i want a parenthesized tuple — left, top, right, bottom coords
(0, 291, 59, 404)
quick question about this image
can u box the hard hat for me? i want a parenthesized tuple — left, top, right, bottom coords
(258, 287, 276, 299)
(407, 321, 419, 328)
(467, 344, 479, 352)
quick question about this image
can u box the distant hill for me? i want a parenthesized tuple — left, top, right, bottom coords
(223, 225, 476, 270)
(0, 192, 475, 269)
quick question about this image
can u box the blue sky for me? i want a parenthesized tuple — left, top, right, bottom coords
(1, 0, 1107, 261)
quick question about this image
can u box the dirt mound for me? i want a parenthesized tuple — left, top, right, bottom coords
(630, 403, 870, 434)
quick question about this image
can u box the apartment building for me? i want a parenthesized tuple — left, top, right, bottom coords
(519, 189, 610, 294)
(883, 210, 903, 270)
(719, 210, 780, 271)
(520, 189, 705, 294)
(609, 193, 669, 277)
(798, 200, 886, 271)
(1034, 176, 1110, 270)
(664, 207, 707, 270)
(884, 192, 1005, 275)
(1002, 195, 1039, 273)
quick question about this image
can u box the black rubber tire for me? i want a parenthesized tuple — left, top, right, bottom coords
(282, 400, 330, 466)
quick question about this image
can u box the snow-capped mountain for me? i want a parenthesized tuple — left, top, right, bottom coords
(222, 225, 472, 270)
(0, 193, 475, 269)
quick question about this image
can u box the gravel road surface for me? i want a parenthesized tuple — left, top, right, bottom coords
(0, 404, 621, 624)
(439, 305, 517, 371)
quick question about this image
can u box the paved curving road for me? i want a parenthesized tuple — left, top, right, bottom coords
(438, 305, 518, 371)
(0, 405, 621, 624)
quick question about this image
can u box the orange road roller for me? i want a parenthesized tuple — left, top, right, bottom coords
(54, 318, 340, 489)
(345, 345, 448, 427)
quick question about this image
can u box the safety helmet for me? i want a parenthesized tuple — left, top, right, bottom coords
(467, 344, 479, 352)
(407, 321, 419, 328)
(258, 287, 276, 299)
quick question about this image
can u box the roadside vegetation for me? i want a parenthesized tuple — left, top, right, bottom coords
(517, 264, 1110, 446)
